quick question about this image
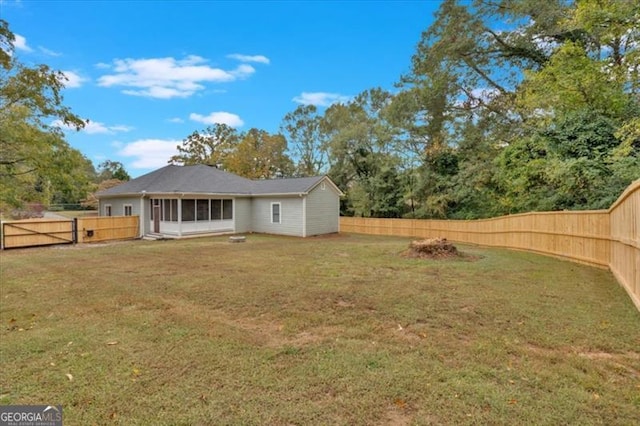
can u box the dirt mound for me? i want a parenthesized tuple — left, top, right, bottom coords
(403, 238, 460, 260)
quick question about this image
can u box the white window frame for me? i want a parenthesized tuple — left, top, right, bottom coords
(271, 202, 281, 224)
(104, 204, 112, 217)
(123, 204, 133, 216)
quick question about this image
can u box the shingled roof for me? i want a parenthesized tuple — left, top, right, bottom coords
(97, 165, 333, 197)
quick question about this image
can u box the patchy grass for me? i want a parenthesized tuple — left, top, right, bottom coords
(1, 234, 639, 425)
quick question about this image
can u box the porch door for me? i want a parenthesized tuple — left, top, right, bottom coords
(153, 206, 160, 233)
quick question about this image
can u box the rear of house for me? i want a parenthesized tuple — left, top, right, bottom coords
(96, 165, 343, 239)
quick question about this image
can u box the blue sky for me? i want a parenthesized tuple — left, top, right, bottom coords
(2, 0, 440, 177)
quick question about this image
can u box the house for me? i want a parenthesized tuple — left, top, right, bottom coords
(96, 164, 343, 238)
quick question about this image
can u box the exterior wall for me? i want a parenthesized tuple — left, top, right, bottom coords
(99, 181, 342, 238)
(251, 197, 304, 237)
(99, 196, 144, 236)
(305, 182, 340, 236)
(234, 197, 252, 233)
(99, 197, 141, 218)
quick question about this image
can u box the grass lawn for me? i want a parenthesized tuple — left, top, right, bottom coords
(1, 234, 639, 425)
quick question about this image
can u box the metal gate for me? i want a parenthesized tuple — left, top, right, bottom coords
(1, 219, 76, 249)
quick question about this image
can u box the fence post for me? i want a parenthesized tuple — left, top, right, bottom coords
(72, 218, 78, 244)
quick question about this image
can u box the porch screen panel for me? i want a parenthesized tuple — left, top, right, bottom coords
(182, 199, 195, 222)
(197, 200, 209, 221)
(223, 199, 233, 220)
(212, 200, 222, 220)
(170, 199, 178, 221)
(163, 199, 171, 222)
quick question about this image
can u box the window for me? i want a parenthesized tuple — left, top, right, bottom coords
(182, 199, 195, 222)
(222, 199, 233, 220)
(104, 204, 112, 217)
(197, 200, 209, 221)
(124, 205, 132, 216)
(321, 182, 326, 190)
(271, 203, 281, 224)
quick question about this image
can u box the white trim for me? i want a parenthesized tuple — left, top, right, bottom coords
(271, 202, 281, 224)
(104, 204, 112, 217)
(139, 195, 145, 237)
(123, 204, 133, 216)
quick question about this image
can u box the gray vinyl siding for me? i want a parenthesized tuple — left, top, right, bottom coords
(99, 196, 144, 236)
(99, 197, 141, 217)
(234, 197, 252, 233)
(251, 197, 304, 237)
(305, 182, 340, 236)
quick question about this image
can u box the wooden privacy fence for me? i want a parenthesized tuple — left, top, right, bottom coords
(340, 179, 640, 312)
(2, 216, 139, 249)
(76, 216, 139, 244)
(1, 218, 76, 249)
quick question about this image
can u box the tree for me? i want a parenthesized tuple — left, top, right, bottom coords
(517, 41, 630, 121)
(97, 160, 130, 182)
(82, 179, 123, 210)
(280, 104, 328, 176)
(225, 129, 294, 179)
(387, 0, 639, 218)
(0, 19, 88, 212)
(169, 123, 240, 167)
(319, 89, 406, 217)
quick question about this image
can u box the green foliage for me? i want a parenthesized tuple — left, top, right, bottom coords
(170, 123, 240, 167)
(495, 109, 639, 212)
(280, 105, 328, 176)
(226, 128, 294, 179)
(0, 19, 90, 212)
(518, 42, 630, 120)
(97, 160, 130, 182)
(172, 124, 294, 180)
(379, 0, 640, 218)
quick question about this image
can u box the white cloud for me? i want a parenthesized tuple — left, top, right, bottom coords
(118, 139, 180, 169)
(292, 92, 351, 107)
(13, 34, 33, 52)
(97, 55, 256, 99)
(168, 117, 185, 123)
(52, 119, 133, 134)
(60, 71, 87, 88)
(108, 124, 135, 133)
(39, 46, 61, 57)
(95, 62, 111, 69)
(189, 111, 244, 127)
(227, 53, 270, 64)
